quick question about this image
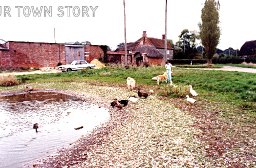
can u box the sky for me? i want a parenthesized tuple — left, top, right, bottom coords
(0, 0, 255, 50)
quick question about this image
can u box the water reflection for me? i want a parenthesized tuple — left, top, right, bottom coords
(0, 91, 110, 168)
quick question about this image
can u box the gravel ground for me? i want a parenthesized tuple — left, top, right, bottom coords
(26, 83, 209, 167)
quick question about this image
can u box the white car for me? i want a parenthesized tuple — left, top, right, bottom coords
(58, 60, 96, 72)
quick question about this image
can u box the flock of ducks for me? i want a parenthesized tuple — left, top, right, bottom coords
(30, 79, 199, 132)
(186, 85, 198, 104)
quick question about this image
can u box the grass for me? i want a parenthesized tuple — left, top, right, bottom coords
(12, 66, 256, 112)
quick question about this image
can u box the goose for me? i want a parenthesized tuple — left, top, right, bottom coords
(128, 96, 139, 103)
(189, 85, 198, 97)
(186, 95, 196, 104)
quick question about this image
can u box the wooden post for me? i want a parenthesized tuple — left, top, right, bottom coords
(123, 0, 128, 66)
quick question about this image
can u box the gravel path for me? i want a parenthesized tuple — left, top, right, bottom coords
(201, 66, 256, 73)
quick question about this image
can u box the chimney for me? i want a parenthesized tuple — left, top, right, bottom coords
(143, 31, 147, 37)
(162, 34, 166, 40)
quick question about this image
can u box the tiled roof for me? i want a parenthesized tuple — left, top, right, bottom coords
(135, 45, 163, 58)
(107, 51, 125, 55)
(147, 37, 172, 50)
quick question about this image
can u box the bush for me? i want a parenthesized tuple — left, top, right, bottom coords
(0, 75, 19, 86)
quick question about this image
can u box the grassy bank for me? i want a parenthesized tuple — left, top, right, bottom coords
(12, 66, 256, 113)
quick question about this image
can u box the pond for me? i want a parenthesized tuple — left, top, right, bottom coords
(0, 91, 110, 168)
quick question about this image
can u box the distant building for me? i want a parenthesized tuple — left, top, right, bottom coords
(0, 40, 107, 70)
(108, 31, 173, 66)
(239, 40, 256, 57)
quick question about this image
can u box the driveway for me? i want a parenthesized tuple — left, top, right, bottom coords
(206, 66, 256, 73)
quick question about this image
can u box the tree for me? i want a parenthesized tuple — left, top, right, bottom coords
(199, 0, 220, 64)
(176, 29, 199, 59)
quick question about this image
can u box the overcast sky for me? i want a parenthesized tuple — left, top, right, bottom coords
(0, 0, 255, 50)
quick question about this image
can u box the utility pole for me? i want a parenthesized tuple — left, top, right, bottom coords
(123, 0, 128, 66)
(164, 0, 168, 63)
(54, 28, 56, 43)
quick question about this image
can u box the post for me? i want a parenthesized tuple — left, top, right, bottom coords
(123, 0, 128, 66)
(164, 0, 168, 63)
(54, 28, 56, 43)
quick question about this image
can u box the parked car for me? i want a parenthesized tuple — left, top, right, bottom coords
(58, 60, 96, 72)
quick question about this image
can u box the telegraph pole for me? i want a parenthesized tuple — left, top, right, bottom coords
(123, 0, 128, 66)
(164, 0, 168, 63)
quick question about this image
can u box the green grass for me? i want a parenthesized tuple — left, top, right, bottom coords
(1, 66, 256, 114)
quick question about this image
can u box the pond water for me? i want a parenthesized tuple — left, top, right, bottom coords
(0, 91, 110, 168)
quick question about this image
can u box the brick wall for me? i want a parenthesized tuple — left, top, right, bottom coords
(0, 49, 11, 69)
(0, 41, 66, 69)
(84, 45, 104, 62)
(147, 57, 162, 66)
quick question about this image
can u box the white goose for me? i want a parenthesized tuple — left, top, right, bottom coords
(128, 96, 139, 103)
(189, 85, 198, 97)
(186, 95, 196, 104)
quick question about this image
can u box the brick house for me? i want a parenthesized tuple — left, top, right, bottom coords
(0, 41, 107, 70)
(108, 31, 173, 66)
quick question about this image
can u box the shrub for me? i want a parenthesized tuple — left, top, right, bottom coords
(0, 75, 19, 86)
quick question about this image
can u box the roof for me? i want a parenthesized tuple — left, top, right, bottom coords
(240, 40, 256, 56)
(0, 43, 8, 50)
(147, 37, 172, 50)
(116, 37, 172, 52)
(107, 51, 125, 55)
(135, 45, 163, 58)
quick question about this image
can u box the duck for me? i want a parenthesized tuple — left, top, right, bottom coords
(33, 123, 39, 133)
(119, 100, 129, 107)
(186, 95, 196, 104)
(189, 85, 198, 97)
(128, 96, 139, 103)
(138, 89, 149, 99)
(110, 99, 123, 110)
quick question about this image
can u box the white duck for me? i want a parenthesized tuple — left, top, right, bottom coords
(189, 85, 198, 97)
(128, 96, 139, 103)
(186, 95, 196, 104)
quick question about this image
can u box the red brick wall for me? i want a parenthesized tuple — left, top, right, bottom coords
(147, 57, 162, 66)
(0, 41, 66, 69)
(84, 45, 104, 62)
(0, 50, 11, 69)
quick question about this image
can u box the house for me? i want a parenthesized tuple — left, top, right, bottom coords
(239, 40, 256, 57)
(108, 31, 173, 66)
